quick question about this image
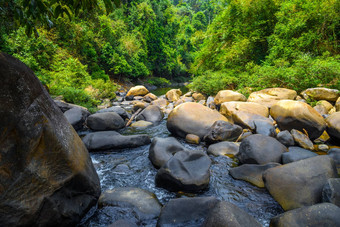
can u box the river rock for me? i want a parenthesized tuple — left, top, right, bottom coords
(270, 100, 326, 140)
(270, 203, 340, 227)
(254, 119, 276, 137)
(282, 146, 318, 164)
(301, 87, 339, 102)
(192, 92, 206, 101)
(143, 93, 158, 102)
(291, 129, 314, 150)
(247, 88, 297, 108)
(186, 134, 200, 144)
(157, 197, 219, 226)
(203, 201, 262, 227)
(108, 220, 137, 227)
(98, 187, 161, 220)
(166, 89, 182, 102)
(86, 112, 125, 131)
(126, 85, 149, 97)
(130, 120, 153, 128)
(206, 96, 215, 109)
(136, 105, 164, 123)
(263, 155, 338, 210)
(322, 178, 340, 206)
(328, 148, 340, 174)
(236, 134, 287, 164)
(220, 101, 269, 118)
(314, 104, 329, 115)
(0, 53, 100, 226)
(54, 100, 88, 112)
(151, 98, 169, 109)
(64, 107, 90, 131)
(82, 131, 151, 151)
(326, 112, 340, 143)
(156, 150, 211, 192)
(97, 106, 130, 119)
(214, 90, 247, 105)
(167, 102, 229, 139)
(148, 137, 185, 168)
(336, 97, 340, 111)
(207, 141, 240, 157)
(276, 130, 295, 147)
(203, 120, 243, 144)
(132, 100, 149, 112)
(316, 100, 333, 112)
(230, 163, 281, 188)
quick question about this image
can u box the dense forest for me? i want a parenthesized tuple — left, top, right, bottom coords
(0, 0, 339, 110)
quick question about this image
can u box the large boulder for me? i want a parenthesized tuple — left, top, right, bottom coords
(98, 187, 162, 220)
(270, 100, 326, 140)
(270, 203, 340, 227)
(282, 146, 318, 164)
(148, 137, 185, 168)
(214, 90, 246, 105)
(86, 112, 125, 131)
(64, 107, 91, 131)
(165, 89, 182, 102)
(126, 85, 149, 97)
(247, 88, 297, 108)
(207, 141, 240, 157)
(167, 102, 229, 139)
(156, 150, 211, 192)
(301, 87, 339, 102)
(157, 197, 219, 226)
(136, 105, 164, 123)
(322, 178, 340, 207)
(97, 106, 130, 120)
(236, 134, 287, 164)
(220, 101, 269, 118)
(0, 53, 100, 226)
(229, 163, 281, 188)
(263, 156, 338, 210)
(82, 131, 151, 151)
(203, 120, 243, 144)
(203, 201, 261, 227)
(326, 112, 340, 142)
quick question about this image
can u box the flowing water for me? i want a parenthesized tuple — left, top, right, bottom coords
(81, 119, 283, 227)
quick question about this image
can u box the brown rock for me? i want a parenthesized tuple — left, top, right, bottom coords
(214, 90, 247, 105)
(143, 93, 158, 102)
(247, 88, 297, 108)
(270, 100, 326, 140)
(166, 89, 182, 102)
(192, 92, 206, 101)
(336, 97, 340, 112)
(186, 134, 200, 144)
(301, 87, 339, 102)
(126, 85, 149, 97)
(151, 98, 169, 109)
(326, 112, 340, 142)
(291, 129, 314, 150)
(220, 101, 269, 121)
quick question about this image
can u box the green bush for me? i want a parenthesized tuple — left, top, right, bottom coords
(147, 77, 171, 87)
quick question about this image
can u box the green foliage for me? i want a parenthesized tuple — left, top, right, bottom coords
(147, 77, 171, 87)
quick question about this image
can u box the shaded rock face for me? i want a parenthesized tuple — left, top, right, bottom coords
(229, 163, 281, 188)
(82, 131, 151, 151)
(157, 197, 219, 227)
(328, 148, 340, 174)
(156, 150, 211, 192)
(64, 107, 90, 131)
(86, 112, 125, 131)
(270, 100, 326, 140)
(322, 178, 340, 207)
(270, 203, 340, 227)
(0, 53, 101, 226)
(214, 90, 247, 105)
(207, 141, 239, 157)
(98, 187, 162, 220)
(167, 102, 229, 139)
(282, 147, 317, 164)
(203, 201, 262, 227)
(136, 105, 164, 123)
(236, 134, 287, 164)
(326, 112, 340, 143)
(263, 156, 338, 211)
(254, 119, 276, 137)
(247, 88, 297, 108)
(203, 120, 243, 145)
(148, 137, 185, 168)
(301, 87, 339, 102)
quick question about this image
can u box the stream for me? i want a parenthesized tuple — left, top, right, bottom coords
(81, 118, 284, 227)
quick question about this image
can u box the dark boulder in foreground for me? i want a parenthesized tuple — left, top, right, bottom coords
(86, 112, 125, 131)
(0, 53, 101, 226)
(82, 131, 151, 151)
(203, 120, 243, 144)
(156, 150, 211, 192)
(270, 203, 340, 227)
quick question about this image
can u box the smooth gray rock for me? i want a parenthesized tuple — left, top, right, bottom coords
(157, 197, 219, 227)
(276, 130, 295, 147)
(136, 105, 164, 123)
(64, 107, 90, 131)
(149, 137, 185, 168)
(86, 112, 125, 131)
(282, 146, 318, 164)
(236, 134, 287, 164)
(270, 203, 340, 226)
(108, 220, 137, 227)
(203, 120, 243, 144)
(207, 141, 240, 157)
(203, 201, 261, 227)
(322, 178, 340, 207)
(99, 187, 162, 220)
(254, 119, 276, 137)
(229, 163, 281, 188)
(82, 131, 151, 151)
(156, 150, 211, 192)
(328, 148, 340, 174)
(97, 106, 130, 119)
